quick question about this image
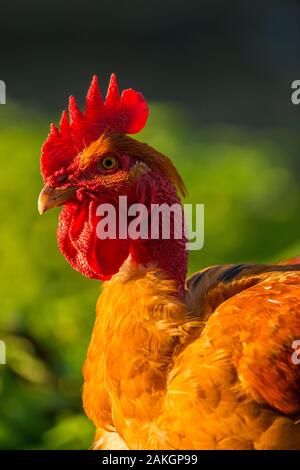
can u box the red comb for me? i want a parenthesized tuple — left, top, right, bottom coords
(41, 74, 149, 180)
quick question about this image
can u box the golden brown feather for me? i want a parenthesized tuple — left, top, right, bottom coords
(82, 258, 300, 449)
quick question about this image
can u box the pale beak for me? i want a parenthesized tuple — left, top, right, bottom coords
(38, 183, 76, 215)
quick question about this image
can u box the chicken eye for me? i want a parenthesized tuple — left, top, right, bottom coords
(99, 156, 119, 171)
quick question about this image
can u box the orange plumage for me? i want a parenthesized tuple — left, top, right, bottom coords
(38, 75, 300, 450)
(81, 260, 300, 450)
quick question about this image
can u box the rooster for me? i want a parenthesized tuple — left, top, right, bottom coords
(38, 74, 300, 450)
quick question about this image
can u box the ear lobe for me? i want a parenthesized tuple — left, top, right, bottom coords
(135, 172, 157, 209)
(89, 236, 130, 280)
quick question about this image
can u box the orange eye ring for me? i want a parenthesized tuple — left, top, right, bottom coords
(99, 156, 119, 171)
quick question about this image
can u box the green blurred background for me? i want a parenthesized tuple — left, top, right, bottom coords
(0, 0, 300, 450)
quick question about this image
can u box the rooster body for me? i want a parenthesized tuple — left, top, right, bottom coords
(38, 75, 300, 450)
(83, 259, 300, 450)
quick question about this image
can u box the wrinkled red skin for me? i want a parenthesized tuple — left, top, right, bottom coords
(53, 157, 187, 293)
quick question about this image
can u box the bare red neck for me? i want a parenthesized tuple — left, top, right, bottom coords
(57, 173, 188, 294)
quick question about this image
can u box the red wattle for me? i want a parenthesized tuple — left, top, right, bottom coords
(57, 198, 130, 280)
(57, 172, 188, 293)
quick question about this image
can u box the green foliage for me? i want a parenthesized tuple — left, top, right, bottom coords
(0, 102, 299, 449)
